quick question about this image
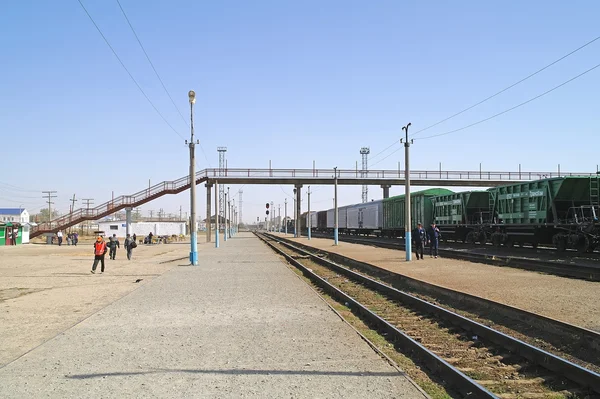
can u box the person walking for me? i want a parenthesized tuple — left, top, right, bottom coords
(91, 236, 107, 274)
(427, 222, 441, 258)
(132, 233, 137, 244)
(108, 234, 120, 260)
(413, 222, 426, 260)
(124, 233, 135, 260)
(57, 230, 63, 246)
(148, 232, 153, 245)
(11, 229, 17, 245)
(73, 232, 78, 246)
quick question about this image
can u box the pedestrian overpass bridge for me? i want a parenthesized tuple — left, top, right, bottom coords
(30, 167, 593, 239)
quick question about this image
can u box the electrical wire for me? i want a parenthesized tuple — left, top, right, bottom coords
(419, 61, 600, 140)
(115, 0, 212, 168)
(77, 0, 185, 141)
(368, 34, 600, 160)
(411, 34, 600, 137)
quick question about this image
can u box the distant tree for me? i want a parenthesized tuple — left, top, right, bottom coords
(34, 208, 59, 222)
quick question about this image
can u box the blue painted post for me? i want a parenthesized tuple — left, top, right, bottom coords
(334, 167, 338, 246)
(215, 181, 219, 248)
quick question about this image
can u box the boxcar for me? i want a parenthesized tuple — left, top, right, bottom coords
(317, 210, 327, 231)
(382, 189, 454, 237)
(346, 200, 383, 235)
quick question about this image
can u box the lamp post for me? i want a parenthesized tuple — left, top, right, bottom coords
(334, 167, 338, 245)
(187, 90, 198, 265)
(307, 186, 311, 240)
(224, 191, 228, 241)
(270, 201, 274, 232)
(401, 122, 413, 261)
(284, 198, 288, 235)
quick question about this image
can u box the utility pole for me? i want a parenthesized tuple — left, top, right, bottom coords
(180, 205, 182, 221)
(284, 198, 288, 235)
(278, 204, 281, 233)
(334, 167, 338, 245)
(69, 194, 77, 233)
(224, 190, 228, 242)
(186, 90, 198, 264)
(270, 201, 274, 232)
(401, 122, 413, 261)
(42, 191, 57, 228)
(215, 181, 219, 248)
(217, 147, 227, 232)
(238, 189, 243, 226)
(307, 186, 311, 240)
(293, 191, 296, 237)
(149, 210, 154, 219)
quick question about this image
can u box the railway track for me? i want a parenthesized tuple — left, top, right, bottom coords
(257, 232, 600, 399)
(306, 232, 600, 282)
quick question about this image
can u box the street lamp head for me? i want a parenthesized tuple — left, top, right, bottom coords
(188, 90, 196, 104)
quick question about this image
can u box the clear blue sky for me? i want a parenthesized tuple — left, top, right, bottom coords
(1, 1, 599, 224)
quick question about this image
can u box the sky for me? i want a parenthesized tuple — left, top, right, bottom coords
(1, 1, 599, 224)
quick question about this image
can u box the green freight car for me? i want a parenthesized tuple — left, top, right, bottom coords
(489, 176, 600, 252)
(382, 188, 454, 238)
(432, 191, 495, 243)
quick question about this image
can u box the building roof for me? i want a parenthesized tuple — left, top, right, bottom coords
(0, 208, 26, 215)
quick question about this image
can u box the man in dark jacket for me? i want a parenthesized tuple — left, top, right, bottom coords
(124, 234, 135, 260)
(413, 222, 427, 260)
(427, 222, 441, 258)
(108, 234, 120, 260)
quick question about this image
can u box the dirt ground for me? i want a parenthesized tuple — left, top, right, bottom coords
(0, 237, 207, 367)
(274, 234, 600, 332)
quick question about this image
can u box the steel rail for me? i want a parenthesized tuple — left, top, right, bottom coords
(255, 232, 496, 398)
(260, 233, 600, 395)
(268, 233, 600, 353)
(309, 233, 600, 282)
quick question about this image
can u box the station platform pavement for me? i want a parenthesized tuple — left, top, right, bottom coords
(0, 232, 427, 398)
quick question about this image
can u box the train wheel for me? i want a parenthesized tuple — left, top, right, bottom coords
(465, 231, 476, 245)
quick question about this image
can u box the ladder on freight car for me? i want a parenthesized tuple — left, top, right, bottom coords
(591, 178, 599, 207)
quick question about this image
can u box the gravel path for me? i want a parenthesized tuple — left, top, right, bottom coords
(275, 234, 600, 332)
(0, 234, 426, 398)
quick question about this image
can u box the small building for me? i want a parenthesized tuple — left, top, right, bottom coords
(97, 220, 187, 238)
(0, 209, 31, 244)
(0, 208, 30, 224)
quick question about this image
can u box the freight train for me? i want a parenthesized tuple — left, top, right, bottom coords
(300, 176, 600, 253)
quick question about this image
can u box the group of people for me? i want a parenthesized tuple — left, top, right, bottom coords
(412, 222, 441, 260)
(91, 233, 137, 274)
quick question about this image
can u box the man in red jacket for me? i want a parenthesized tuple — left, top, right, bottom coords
(91, 236, 108, 274)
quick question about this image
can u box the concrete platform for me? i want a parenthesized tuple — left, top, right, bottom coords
(0, 233, 426, 398)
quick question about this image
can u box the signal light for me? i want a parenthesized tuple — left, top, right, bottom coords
(266, 210, 270, 215)
(266, 203, 270, 209)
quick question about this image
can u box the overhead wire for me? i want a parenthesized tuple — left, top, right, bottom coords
(115, 0, 212, 168)
(418, 60, 600, 140)
(367, 34, 600, 161)
(77, 0, 185, 141)
(411, 34, 600, 137)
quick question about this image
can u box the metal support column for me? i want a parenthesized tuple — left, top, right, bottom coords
(307, 186, 311, 240)
(401, 123, 413, 261)
(125, 208, 132, 236)
(205, 183, 212, 242)
(295, 185, 302, 238)
(224, 191, 228, 241)
(284, 198, 288, 235)
(214, 181, 219, 248)
(381, 185, 391, 199)
(334, 167, 338, 245)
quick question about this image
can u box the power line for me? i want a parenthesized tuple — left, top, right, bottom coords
(115, 0, 212, 168)
(367, 34, 600, 161)
(0, 181, 40, 193)
(411, 34, 600, 137)
(77, 0, 184, 141)
(419, 61, 600, 140)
